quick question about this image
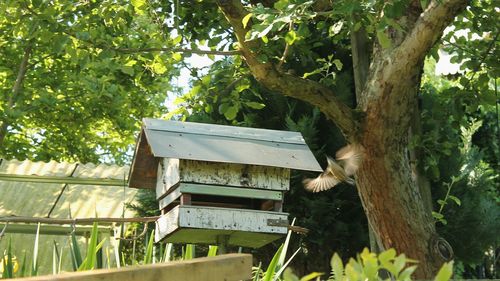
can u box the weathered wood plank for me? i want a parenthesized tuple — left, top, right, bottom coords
(182, 183, 283, 200)
(155, 205, 288, 247)
(179, 206, 288, 233)
(128, 130, 158, 189)
(160, 228, 284, 248)
(158, 183, 283, 210)
(156, 159, 290, 199)
(144, 118, 305, 144)
(181, 160, 290, 190)
(14, 254, 252, 281)
(144, 129, 322, 172)
(156, 158, 180, 198)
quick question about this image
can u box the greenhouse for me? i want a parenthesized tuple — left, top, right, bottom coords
(0, 158, 137, 274)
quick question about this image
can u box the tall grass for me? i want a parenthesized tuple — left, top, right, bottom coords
(0, 221, 458, 281)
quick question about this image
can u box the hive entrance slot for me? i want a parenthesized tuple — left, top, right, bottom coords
(161, 193, 280, 213)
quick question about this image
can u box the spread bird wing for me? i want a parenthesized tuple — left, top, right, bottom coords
(303, 173, 341, 192)
(336, 144, 364, 176)
(303, 156, 343, 192)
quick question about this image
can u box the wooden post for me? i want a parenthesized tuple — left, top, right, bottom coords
(14, 254, 252, 281)
(216, 234, 230, 254)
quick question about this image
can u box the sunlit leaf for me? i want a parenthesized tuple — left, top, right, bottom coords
(242, 13, 253, 28)
(377, 30, 391, 49)
(434, 261, 454, 281)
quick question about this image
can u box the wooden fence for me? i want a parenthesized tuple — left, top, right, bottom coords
(14, 254, 252, 281)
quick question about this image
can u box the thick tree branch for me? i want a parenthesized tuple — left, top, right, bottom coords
(350, 25, 370, 102)
(216, 0, 357, 138)
(0, 44, 32, 147)
(398, 0, 468, 67)
(359, 0, 467, 142)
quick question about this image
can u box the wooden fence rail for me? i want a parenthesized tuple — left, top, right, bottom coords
(14, 254, 252, 281)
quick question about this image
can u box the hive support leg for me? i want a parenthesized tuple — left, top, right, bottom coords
(216, 235, 230, 255)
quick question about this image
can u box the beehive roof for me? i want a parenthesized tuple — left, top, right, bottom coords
(128, 119, 322, 189)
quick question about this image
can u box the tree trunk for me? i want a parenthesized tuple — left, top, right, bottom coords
(356, 53, 453, 277)
(356, 144, 440, 278)
(215, 0, 466, 278)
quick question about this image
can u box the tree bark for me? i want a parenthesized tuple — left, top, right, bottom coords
(216, 0, 467, 278)
(0, 44, 32, 148)
(354, 1, 466, 277)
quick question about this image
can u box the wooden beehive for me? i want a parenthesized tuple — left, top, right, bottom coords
(128, 119, 321, 248)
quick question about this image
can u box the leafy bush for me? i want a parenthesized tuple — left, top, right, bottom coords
(280, 248, 454, 281)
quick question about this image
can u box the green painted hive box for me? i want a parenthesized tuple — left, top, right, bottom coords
(128, 119, 321, 247)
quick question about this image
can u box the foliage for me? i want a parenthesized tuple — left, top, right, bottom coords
(78, 222, 106, 271)
(417, 59, 499, 273)
(0, 0, 178, 164)
(282, 248, 455, 281)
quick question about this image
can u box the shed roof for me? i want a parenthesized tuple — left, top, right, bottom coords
(0, 158, 135, 219)
(129, 119, 322, 189)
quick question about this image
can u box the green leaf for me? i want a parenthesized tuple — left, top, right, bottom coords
(437, 199, 447, 206)
(344, 263, 359, 281)
(219, 103, 229, 114)
(131, 0, 146, 13)
(172, 52, 182, 61)
(69, 231, 83, 271)
(152, 62, 167, 74)
(329, 21, 344, 36)
(253, 263, 263, 281)
(263, 244, 283, 281)
(302, 69, 322, 79)
(379, 248, 396, 266)
(224, 105, 239, 120)
(143, 229, 155, 264)
(332, 59, 343, 71)
(172, 35, 182, 45)
(121, 66, 135, 76)
(377, 30, 391, 49)
(434, 261, 454, 281)
(330, 253, 344, 281)
(19, 252, 27, 277)
(360, 248, 378, 279)
(32, 223, 40, 276)
(259, 24, 274, 38)
(246, 102, 265, 109)
(242, 13, 253, 29)
(274, 0, 289, 10)
(283, 268, 300, 281)
(207, 245, 218, 257)
(393, 254, 407, 275)
(420, 0, 429, 9)
(285, 30, 297, 45)
(79, 222, 100, 271)
(448, 195, 461, 206)
(299, 272, 324, 281)
(3, 239, 14, 278)
(432, 211, 444, 220)
(398, 265, 418, 280)
(183, 244, 195, 260)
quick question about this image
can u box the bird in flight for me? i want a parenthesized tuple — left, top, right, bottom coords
(303, 144, 364, 192)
